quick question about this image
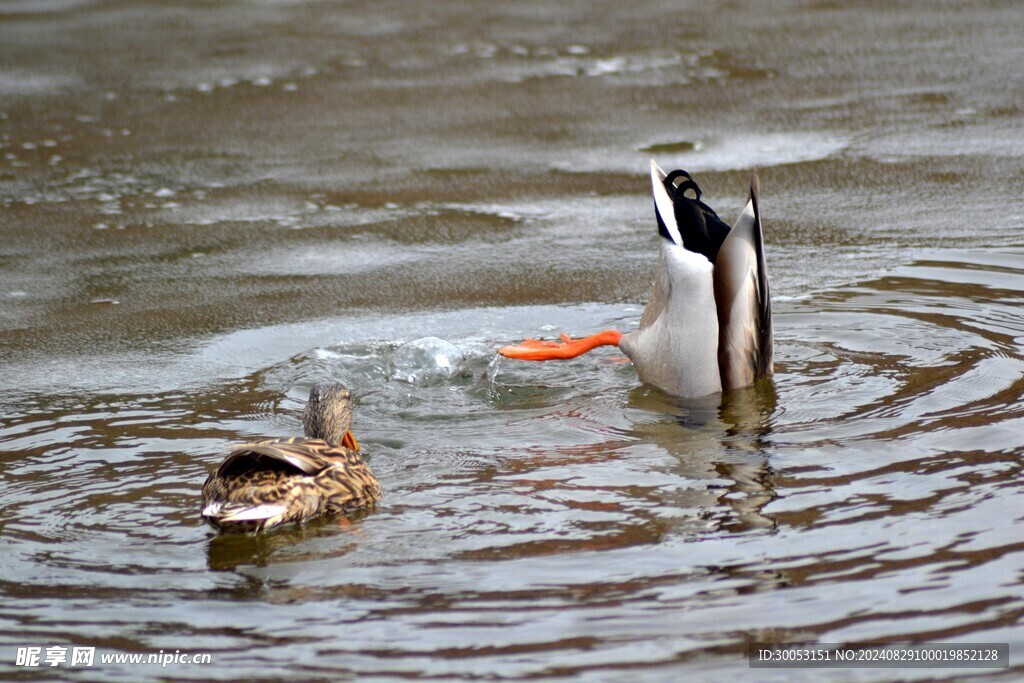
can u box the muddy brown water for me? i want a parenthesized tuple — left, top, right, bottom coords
(1, 1, 1023, 680)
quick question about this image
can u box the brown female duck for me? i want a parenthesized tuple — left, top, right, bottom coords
(201, 383, 382, 532)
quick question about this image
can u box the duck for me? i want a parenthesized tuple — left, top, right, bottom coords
(201, 382, 382, 532)
(499, 160, 773, 398)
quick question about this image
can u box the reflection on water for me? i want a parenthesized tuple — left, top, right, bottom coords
(2, 0, 1024, 679)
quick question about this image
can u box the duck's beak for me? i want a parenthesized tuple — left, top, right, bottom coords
(342, 430, 359, 451)
(498, 330, 623, 361)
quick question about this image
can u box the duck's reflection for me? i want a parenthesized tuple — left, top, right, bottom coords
(204, 507, 372, 572)
(627, 377, 778, 533)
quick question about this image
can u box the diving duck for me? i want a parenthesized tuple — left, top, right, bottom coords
(201, 383, 382, 532)
(499, 161, 772, 398)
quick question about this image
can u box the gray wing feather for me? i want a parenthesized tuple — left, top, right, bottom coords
(713, 171, 773, 389)
(216, 440, 330, 477)
(750, 172, 773, 378)
(639, 250, 671, 330)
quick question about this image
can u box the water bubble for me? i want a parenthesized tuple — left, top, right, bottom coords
(390, 337, 465, 385)
(486, 354, 502, 385)
(252, 77, 272, 87)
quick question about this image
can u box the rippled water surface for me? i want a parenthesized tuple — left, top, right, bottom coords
(2, 1, 1023, 680)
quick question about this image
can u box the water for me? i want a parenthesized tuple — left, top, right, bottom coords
(1, 1, 1023, 680)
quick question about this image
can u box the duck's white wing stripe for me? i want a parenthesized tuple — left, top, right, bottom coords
(650, 160, 683, 246)
(201, 502, 222, 517)
(203, 503, 288, 522)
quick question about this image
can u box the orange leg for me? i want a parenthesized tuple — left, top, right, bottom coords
(499, 330, 623, 361)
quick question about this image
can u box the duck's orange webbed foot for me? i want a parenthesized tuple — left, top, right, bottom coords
(498, 330, 623, 361)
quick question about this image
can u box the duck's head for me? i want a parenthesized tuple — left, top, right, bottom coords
(303, 383, 359, 450)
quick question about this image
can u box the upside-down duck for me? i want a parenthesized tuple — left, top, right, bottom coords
(499, 161, 772, 398)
